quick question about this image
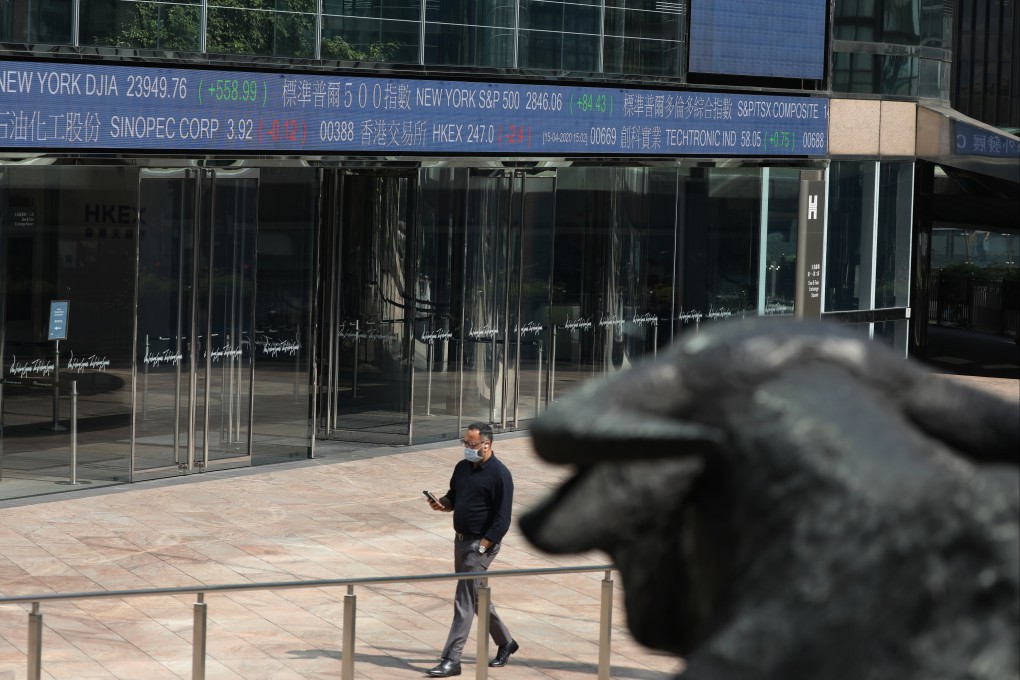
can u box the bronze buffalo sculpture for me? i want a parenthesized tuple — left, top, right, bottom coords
(520, 320, 1018, 680)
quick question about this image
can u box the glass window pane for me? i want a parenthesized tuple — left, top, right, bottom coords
(881, 0, 922, 45)
(919, 0, 948, 48)
(425, 0, 513, 26)
(424, 22, 514, 68)
(2, 166, 136, 494)
(80, 0, 201, 50)
(520, 0, 599, 33)
(919, 57, 948, 100)
(603, 7, 683, 76)
(764, 169, 801, 315)
(252, 168, 317, 465)
(207, 6, 315, 58)
(415, 167, 469, 440)
(518, 30, 599, 71)
(604, 7, 683, 41)
(323, 0, 420, 22)
(825, 161, 875, 312)
(322, 16, 419, 63)
(603, 35, 683, 76)
(879, 54, 919, 96)
(833, 52, 877, 94)
(1, 0, 73, 43)
(875, 162, 913, 308)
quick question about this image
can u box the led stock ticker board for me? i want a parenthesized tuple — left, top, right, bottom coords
(0, 60, 828, 156)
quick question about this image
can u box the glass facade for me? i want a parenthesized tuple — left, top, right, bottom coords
(824, 160, 914, 347)
(6, 0, 686, 76)
(832, 0, 953, 99)
(952, 0, 1019, 129)
(1, 0, 948, 500)
(5, 159, 917, 496)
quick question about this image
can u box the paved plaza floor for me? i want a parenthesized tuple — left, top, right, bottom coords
(0, 433, 679, 680)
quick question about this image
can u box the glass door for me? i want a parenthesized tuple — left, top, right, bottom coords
(414, 168, 551, 439)
(319, 170, 416, 444)
(459, 170, 514, 428)
(132, 168, 258, 479)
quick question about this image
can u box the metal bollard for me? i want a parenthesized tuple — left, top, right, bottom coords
(426, 339, 434, 416)
(598, 571, 614, 680)
(142, 334, 150, 420)
(51, 341, 64, 431)
(58, 382, 87, 486)
(352, 321, 360, 398)
(27, 602, 42, 680)
(549, 326, 557, 403)
(193, 593, 207, 680)
(476, 579, 491, 680)
(342, 585, 356, 680)
(653, 320, 659, 359)
(535, 340, 543, 419)
(70, 381, 77, 485)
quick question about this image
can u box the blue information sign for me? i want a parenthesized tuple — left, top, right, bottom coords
(48, 300, 69, 341)
(0, 59, 828, 156)
(953, 120, 1020, 159)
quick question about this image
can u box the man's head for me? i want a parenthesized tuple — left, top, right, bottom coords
(463, 422, 494, 462)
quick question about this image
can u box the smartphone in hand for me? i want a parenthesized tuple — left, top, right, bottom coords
(423, 490, 441, 505)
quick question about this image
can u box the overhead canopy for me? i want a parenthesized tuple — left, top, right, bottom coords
(917, 104, 1020, 184)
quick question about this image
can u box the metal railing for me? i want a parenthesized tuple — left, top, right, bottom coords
(0, 564, 617, 680)
(928, 271, 1019, 337)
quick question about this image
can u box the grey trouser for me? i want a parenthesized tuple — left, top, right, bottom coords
(441, 538, 513, 662)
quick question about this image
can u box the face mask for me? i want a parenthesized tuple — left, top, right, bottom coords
(463, 447, 483, 463)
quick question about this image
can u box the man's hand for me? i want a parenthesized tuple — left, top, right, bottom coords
(427, 494, 452, 512)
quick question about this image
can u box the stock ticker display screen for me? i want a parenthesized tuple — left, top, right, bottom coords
(1, 59, 829, 156)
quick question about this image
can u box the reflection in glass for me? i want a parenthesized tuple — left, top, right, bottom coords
(603, 6, 684, 76)
(678, 168, 760, 327)
(0, 0, 73, 43)
(133, 170, 257, 478)
(511, 173, 555, 425)
(762, 169, 800, 315)
(207, 5, 316, 58)
(832, 0, 945, 46)
(833, 52, 919, 95)
(460, 172, 512, 428)
(518, 29, 600, 71)
(321, 16, 419, 63)
(518, 0, 600, 71)
(252, 168, 316, 464)
(80, 0, 201, 50)
(875, 162, 914, 308)
(415, 168, 467, 441)
(424, 1, 514, 67)
(2, 167, 135, 494)
(197, 173, 257, 466)
(550, 168, 676, 399)
(134, 171, 195, 476)
(826, 161, 876, 312)
(322, 172, 414, 443)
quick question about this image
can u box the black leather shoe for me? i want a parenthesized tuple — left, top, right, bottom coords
(489, 640, 519, 667)
(426, 658, 461, 677)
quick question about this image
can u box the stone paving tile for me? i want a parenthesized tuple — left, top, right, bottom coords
(941, 374, 1018, 402)
(1, 435, 676, 679)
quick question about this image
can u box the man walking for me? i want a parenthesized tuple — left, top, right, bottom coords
(424, 422, 520, 677)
